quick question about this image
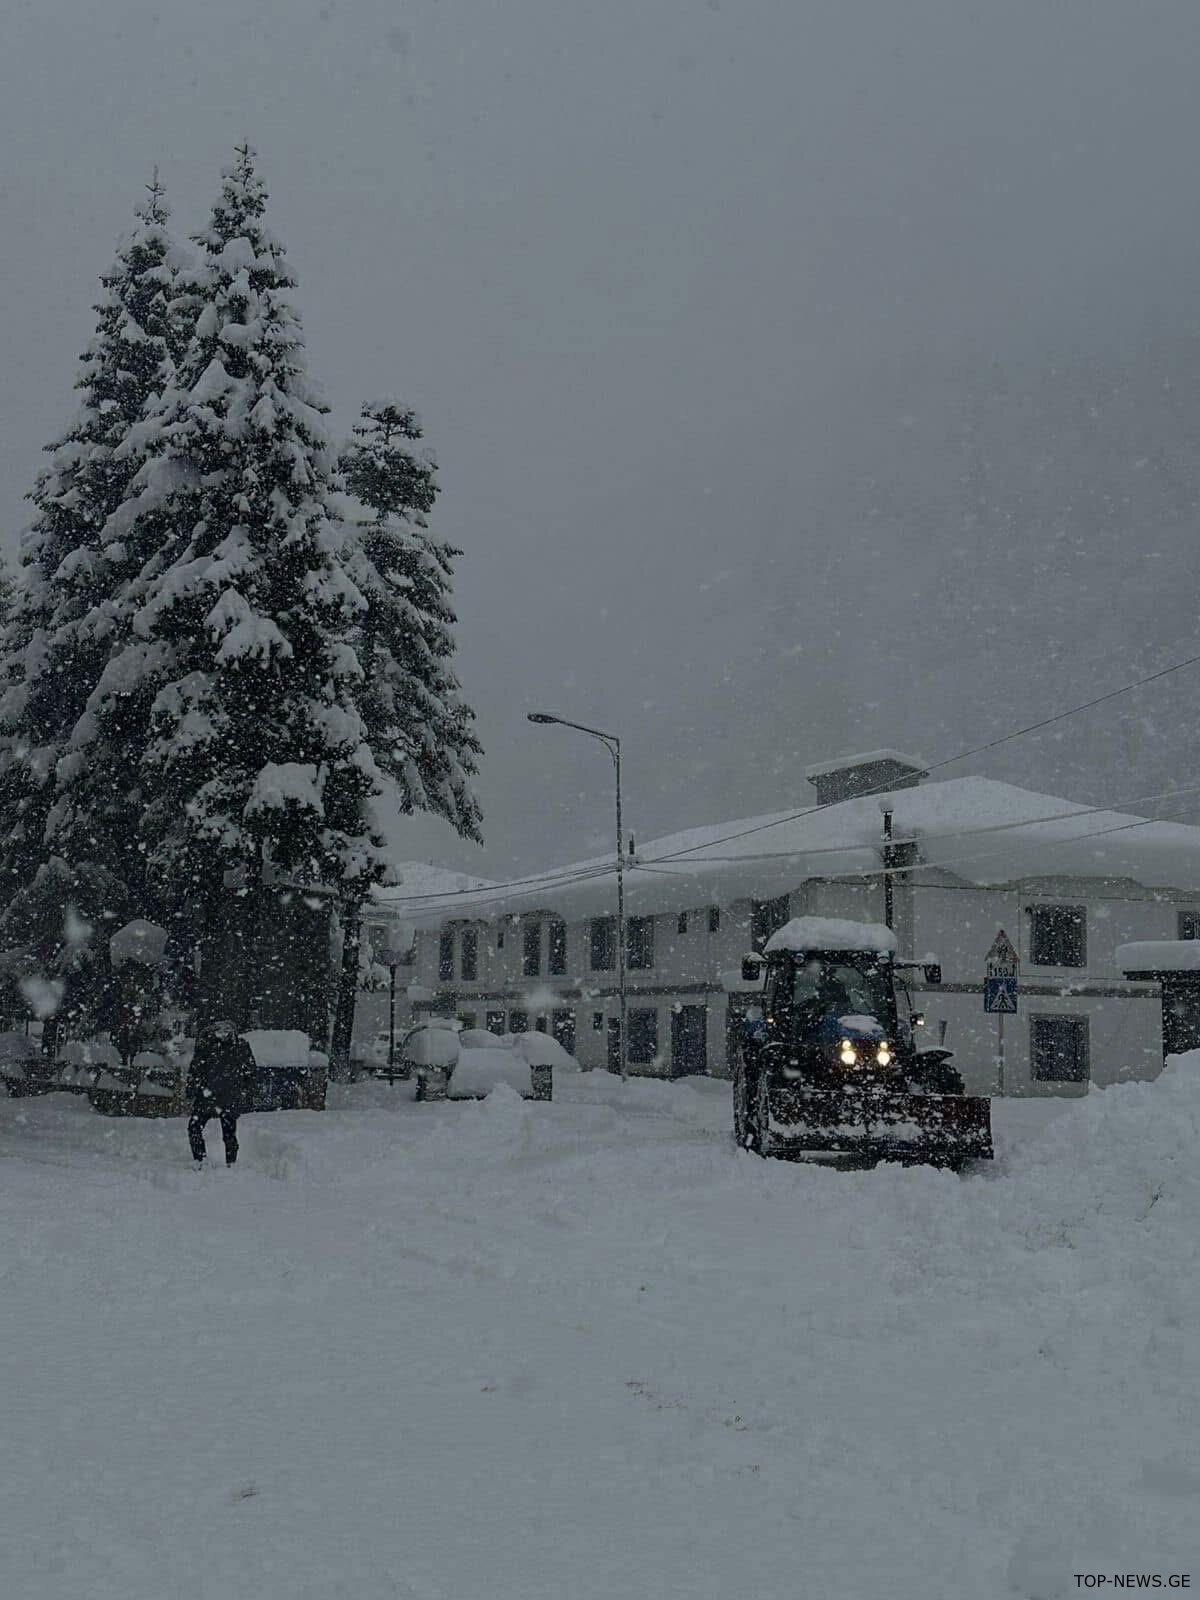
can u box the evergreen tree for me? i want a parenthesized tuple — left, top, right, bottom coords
(79, 147, 389, 1016)
(328, 404, 481, 1068)
(0, 174, 182, 920)
(339, 401, 482, 841)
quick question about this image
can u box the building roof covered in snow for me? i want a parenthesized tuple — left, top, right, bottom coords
(388, 776, 1200, 927)
(370, 862, 498, 921)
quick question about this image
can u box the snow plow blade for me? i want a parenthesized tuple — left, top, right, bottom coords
(764, 1086, 993, 1165)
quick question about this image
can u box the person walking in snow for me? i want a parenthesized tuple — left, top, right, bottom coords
(186, 1020, 256, 1167)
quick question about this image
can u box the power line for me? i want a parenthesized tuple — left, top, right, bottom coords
(639, 780, 1200, 868)
(644, 647, 1200, 863)
(379, 650, 1200, 913)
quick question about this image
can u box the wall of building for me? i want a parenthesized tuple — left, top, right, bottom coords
(411, 869, 1185, 1093)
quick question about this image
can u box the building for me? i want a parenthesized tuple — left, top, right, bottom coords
(355, 863, 498, 1056)
(396, 752, 1200, 1095)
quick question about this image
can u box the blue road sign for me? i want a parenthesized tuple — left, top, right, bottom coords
(984, 975, 1018, 1014)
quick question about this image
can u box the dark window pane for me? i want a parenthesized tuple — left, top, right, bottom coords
(628, 916, 655, 971)
(628, 1007, 658, 1065)
(591, 917, 616, 971)
(438, 930, 454, 982)
(552, 1009, 577, 1055)
(751, 895, 790, 950)
(535, 1015, 547, 1032)
(508, 1010, 529, 1033)
(1031, 1015, 1089, 1082)
(1029, 905, 1086, 967)
(485, 1011, 505, 1034)
(592, 1011, 604, 1031)
(522, 922, 541, 977)
(460, 928, 478, 981)
(1179, 912, 1200, 940)
(708, 906, 720, 934)
(677, 912, 688, 935)
(458, 1012, 476, 1031)
(548, 919, 567, 976)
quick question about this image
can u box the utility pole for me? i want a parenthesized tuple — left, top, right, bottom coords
(882, 808, 895, 931)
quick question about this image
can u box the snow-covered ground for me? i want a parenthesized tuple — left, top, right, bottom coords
(2, 1066, 1197, 1599)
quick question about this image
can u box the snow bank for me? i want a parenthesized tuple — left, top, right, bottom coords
(764, 916, 897, 955)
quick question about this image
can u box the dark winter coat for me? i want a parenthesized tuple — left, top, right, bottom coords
(186, 1033, 256, 1113)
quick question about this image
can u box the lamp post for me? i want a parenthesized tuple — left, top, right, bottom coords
(527, 712, 627, 1080)
(380, 938, 411, 1086)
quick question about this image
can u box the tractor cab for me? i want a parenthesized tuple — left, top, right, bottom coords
(735, 916, 991, 1166)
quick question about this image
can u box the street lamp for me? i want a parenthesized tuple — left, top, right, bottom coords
(380, 937, 412, 1085)
(527, 712, 627, 1080)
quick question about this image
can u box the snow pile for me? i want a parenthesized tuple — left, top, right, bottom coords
(764, 916, 897, 955)
(240, 1029, 325, 1067)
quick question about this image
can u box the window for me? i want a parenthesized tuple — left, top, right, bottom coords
(592, 1011, 604, 1031)
(552, 1009, 577, 1055)
(708, 906, 721, 934)
(1029, 904, 1086, 967)
(751, 895, 790, 950)
(591, 916, 616, 971)
(535, 1015, 548, 1033)
(1179, 911, 1200, 940)
(438, 930, 454, 982)
(628, 1007, 659, 1066)
(677, 912, 689, 936)
(522, 922, 541, 977)
(458, 1012, 477, 1031)
(548, 918, 567, 976)
(1031, 1015, 1089, 1083)
(460, 927, 478, 982)
(486, 1010, 505, 1035)
(508, 1010, 529, 1033)
(627, 915, 655, 971)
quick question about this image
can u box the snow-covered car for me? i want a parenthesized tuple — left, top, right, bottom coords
(403, 1024, 554, 1102)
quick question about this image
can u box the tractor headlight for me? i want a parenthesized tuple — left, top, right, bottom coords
(876, 1043, 892, 1067)
(839, 1040, 858, 1066)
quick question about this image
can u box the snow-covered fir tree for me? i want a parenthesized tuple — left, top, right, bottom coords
(74, 148, 390, 973)
(338, 400, 482, 840)
(0, 175, 182, 927)
(328, 403, 481, 1065)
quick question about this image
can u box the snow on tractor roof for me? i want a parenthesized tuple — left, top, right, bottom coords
(764, 917, 898, 955)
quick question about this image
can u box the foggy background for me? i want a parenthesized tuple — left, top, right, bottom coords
(4, 0, 1200, 878)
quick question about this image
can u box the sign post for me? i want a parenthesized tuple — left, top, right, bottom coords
(984, 929, 1019, 1094)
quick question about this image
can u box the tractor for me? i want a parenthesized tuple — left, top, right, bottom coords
(733, 916, 992, 1167)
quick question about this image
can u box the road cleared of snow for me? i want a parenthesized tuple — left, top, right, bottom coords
(2, 1064, 1197, 1599)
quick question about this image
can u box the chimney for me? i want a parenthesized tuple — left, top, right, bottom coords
(805, 749, 928, 806)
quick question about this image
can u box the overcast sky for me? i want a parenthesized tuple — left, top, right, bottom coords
(5, 0, 1200, 878)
